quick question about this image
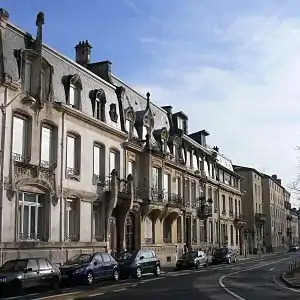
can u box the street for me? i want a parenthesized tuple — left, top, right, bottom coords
(3, 253, 299, 300)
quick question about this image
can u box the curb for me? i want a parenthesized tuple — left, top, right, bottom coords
(281, 272, 300, 289)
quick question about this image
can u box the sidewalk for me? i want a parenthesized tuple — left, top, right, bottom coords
(161, 252, 280, 273)
(281, 267, 300, 288)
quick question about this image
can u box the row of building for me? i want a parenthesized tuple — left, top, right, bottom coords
(0, 10, 298, 266)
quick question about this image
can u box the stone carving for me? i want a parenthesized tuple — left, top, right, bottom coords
(109, 103, 118, 123)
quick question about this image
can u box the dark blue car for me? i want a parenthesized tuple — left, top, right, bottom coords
(60, 252, 119, 285)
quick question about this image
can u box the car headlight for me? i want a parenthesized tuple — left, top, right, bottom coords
(74, 267, 85, 274)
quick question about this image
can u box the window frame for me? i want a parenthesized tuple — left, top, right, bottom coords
(64, 198, 79, 241)
(66, 132, 81, 179)
(93, 143, 105, 181)
(40, 122, 57, 169)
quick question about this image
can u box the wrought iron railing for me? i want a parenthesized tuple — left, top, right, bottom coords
(144, 238, 154, 244)
(163, 237, 172, 243)
(94, 235, 104, 242)
(66, 167, 80, 176)
(64, 234, 78, 241)
(18, 232, 41, 241)
(12, 152, 25, 162)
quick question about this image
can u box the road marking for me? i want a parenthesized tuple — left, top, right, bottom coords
(88, 292, 106, 297)
(218, 257, 291, 300)
(269, 268, 275, 271)
(113, 288, 127, 292)
(35, 292, 81, 299)
(171, 272, 190, 276)
(273, 275, 300, 293)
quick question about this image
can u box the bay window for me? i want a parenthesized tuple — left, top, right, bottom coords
(18, 192, 44, 241)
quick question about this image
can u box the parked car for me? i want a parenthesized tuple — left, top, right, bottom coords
(116, 249, 160, 279)
(0, 258, 60, 296)
(212, 247, 237, 264)
(288, 245, 299, 252)
(60, 252, 119, 285)
(176, 251, 208, 270)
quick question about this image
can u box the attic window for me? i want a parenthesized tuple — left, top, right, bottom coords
(89, 89, 106, 122)
(178, 118, 184, 130)
(142, 125, 148, 140)
(62, 74, 82, 110)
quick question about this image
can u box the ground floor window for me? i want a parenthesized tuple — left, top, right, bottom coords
(65, 198, 78, 241)
(18, 192, 44, 240)
(93, 203, 104, 241)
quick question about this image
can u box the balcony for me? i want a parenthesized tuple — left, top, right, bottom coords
(118, 180, 132, 198)
(234, 214, 246, 229)
(151, 188, 165, 203)
(255, 213, 266, 223)
(166, 192, 184, 207)
(197, 204, 212, 219)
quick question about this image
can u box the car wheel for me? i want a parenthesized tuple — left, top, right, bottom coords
(227, 258, 231, 264)
(154, 265, 161, 276)
(51, 276, 60, 290)
(135, 267, 142, 279)
(113, 269, 120, 281)
(86, 271, 95, 285)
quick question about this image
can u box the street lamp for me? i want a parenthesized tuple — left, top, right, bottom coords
(0, 91, 36, 265)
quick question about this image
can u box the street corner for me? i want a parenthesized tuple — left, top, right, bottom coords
(281, 272, 300, 289)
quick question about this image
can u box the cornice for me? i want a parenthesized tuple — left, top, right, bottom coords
(53, 103, 127, 140)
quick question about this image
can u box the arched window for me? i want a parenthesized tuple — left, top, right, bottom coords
(89, 89, 106, 122)
(144, 216, 153, 244)
(62, 74, 82, 109)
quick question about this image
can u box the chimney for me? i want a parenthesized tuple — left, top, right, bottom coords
(277, 179, 282, 185)
(75, 40, 92, 66)
(87, 60, 113, 84)
(271, 174, 277, 180)
(161, 106, 173, 115)
(189, 129, 210, 146)
(213, 146, 219, 152)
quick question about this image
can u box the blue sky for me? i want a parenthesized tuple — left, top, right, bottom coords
(3, 0, 300, 206)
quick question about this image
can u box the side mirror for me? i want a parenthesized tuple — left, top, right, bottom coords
(94, 261, 98, 266)
(25, 268, 33, 273)
(139, 256, 145, 260)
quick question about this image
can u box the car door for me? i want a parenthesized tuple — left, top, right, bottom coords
(101, 253, 113, 278)
(147, 250, 157, 272)
(138, 250, 150, 273)
(92, 253, 105, 279)
(38, 258, 53, 286)
(22, 259, 40, 289)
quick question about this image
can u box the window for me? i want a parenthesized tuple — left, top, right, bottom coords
(222, 195, 226, 213)
(186, 151, 191, 167)
(66, 134, 80, 177)
(93, 204, 103, 241)
(163, 173, 170, 194)
(209, 220, 213, 243)
(144, 216, 153, 243)
(38, 258, 51, 270)
(184, 178, 190, 206)
(230, 225, 234, 245)
(191, 181, 196, 206)
(41, 125, 54, 168)
(65, 199, 78, 241)
(18, 192, 44, 240)
(109, 151, 118, 174)
(192, 218, 197, 244)
(224, 173, 230, 185)
(93, 144, 104, 180)
(163, 219, 172, 243)
(101, 253, 111, 263)
(94, 253, 103, 263)
(178, 118, 183, 130)
(12, 115, 29, 162)
(68, 84, 80, 108)
(192, 154, 198, 170)
(175, 177, 181, 195)
(125, 119, 133, 137)
(128, 161, 135, 177)
(27, 259, 38, 271)
(214, 190, 219, 212)
(152, 167, 160, 189)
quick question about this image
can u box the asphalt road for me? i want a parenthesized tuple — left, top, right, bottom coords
(3, 253, 299, 300)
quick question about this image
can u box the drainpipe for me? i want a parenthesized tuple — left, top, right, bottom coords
(0, 87, 8, 266)
(59, 111, 65, 265)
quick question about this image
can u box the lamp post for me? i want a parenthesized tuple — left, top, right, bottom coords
(0, 90, 36, 265)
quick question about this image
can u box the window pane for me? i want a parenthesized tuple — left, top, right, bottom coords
(13, 116, 25, 155)
(128, 161, 133, 176)
(67, 136, 75, 169)
(38, 258, 50, 270)
(93, 146, 100, 175)
(109, 152, 116, 173)
(30, 206, 36, 236)
(142, 126, 147, 140)
(152, 167, 159, 188)
(125, 120, 131, 132)
(69, 85, 75, 106)
(38, 206, 43, 238)
(163, 173, 169, 193)
(24, 194, 36, 203)
(27, 259, 38, 271)
(23, 205, 29, 236)
(41, 126, 51, 163)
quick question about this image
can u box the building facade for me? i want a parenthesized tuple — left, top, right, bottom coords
(0, 10, 245, 266)
(233, 166, 266, 254)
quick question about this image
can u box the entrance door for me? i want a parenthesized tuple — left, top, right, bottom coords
(125, 213, 135, 250)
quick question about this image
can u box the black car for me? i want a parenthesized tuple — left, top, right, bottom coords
(0, 258, 60, 296)
(288, 245, 299, 252)
(176, 251, 208, 270)
(60, 252, 119, 285)
(212, 247, 237, 264)
(116, 249, 160, 279)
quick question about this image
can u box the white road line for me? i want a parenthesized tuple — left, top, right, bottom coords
(113, 288, 127, 292)
(88, 292, 106, 298)
(35, 292, 81, 300)
(218, 257, 291, 300)
(273, 275, 300, 293)
(269, 268, 275, 271)
(171, 272, 190, 276)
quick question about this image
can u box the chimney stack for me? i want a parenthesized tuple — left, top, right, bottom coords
(75, 40, 92, 66)
(271, 174, 277, 180)
(213, 146, 219, 152)
(161, 106, 173, 115)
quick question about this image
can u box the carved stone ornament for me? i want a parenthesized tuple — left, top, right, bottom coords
(109, 103, 118, 123)
(9, 162, 58, 206)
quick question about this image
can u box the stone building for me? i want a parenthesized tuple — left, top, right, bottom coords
(233, 166, 266, 254)
(0, 10, 244, 266)
(261, 174, 286, 252)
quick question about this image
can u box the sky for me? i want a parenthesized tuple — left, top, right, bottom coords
(2, 0, 300, 207)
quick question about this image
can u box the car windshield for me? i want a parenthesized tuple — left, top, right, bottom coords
(64, 254, 92, 265)
(0, 260, 28, 272)
(181, 252, 197, 259)
(116, 251, 137, 261)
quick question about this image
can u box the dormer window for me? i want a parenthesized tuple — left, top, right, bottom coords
(89, 89, 107, 122)
(62, 74, 82, 110)
(178, 118, 183, 130)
